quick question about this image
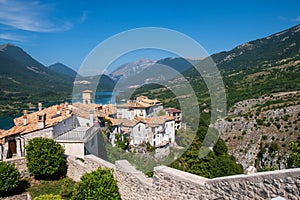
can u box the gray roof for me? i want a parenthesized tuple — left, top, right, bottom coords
(55, 126, 100, 142)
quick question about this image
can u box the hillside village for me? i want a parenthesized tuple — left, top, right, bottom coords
(0, 90, 181, 161)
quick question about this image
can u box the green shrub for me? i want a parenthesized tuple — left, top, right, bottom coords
(72, 167, 120, 200)
(34, 194, 63, 200)
(213, 139, 228, 156)
(256, 118, 264, 126)
(25, 137, 65, 179)
(60, 178, 75, 198)
(146, 142, 155, 152)
(262, 135, 268, 140)
(288, 140, 300, 168)
(269, 142, 279, 153)
(258, 165, 278, 172)
(0, 162, 21, 195)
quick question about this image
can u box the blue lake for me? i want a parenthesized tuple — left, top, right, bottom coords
(0, 116, 15, 130)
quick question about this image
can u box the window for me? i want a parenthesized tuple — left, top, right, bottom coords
(138, 125, 141, 132)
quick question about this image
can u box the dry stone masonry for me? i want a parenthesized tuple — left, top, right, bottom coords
(66, 155, 300, 199)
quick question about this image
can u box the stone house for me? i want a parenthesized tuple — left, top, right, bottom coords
(0, 103, 75, 160)
(116, 96, 163, 119)
(164, 108, 182, 130)
(107, 115, 175, 148)
(0, 100, 103, 161)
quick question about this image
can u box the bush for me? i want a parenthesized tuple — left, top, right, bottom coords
(25, 137, 65, 179)
(60, 178, 75, 198)
(0, 162, 21, 195)
(72, 167, 121, 200)
(262, 135, 268, 140)
(213, 139, 228, 156)
(269, 142, 279, 153)
(34, 194, 63, 200)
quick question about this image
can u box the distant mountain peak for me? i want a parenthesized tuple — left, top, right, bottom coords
(109, 59, 155, 80)
(0, 43, 21, 52)
(48, 62, 78, 78)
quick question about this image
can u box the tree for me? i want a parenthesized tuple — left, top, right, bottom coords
(287, 137, 300, 168)
(25, 137, 65, 179)
(115, 133, 129, 150)
(0, 162, 21, 195)
(72, 167, 121, 200)
(213, 138, 228, 156)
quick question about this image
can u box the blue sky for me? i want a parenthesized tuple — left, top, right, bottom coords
(0, 0, 300, 71)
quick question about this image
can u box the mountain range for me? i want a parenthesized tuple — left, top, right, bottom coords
(131, 24, 300, 171)
(0, 24, 299, 117)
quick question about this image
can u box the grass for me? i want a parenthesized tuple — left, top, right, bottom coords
(27, 177, 75, 199)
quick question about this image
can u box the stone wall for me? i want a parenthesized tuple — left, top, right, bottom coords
(5, 154, 300, 199)
(5, 157, 29, 179)
(107, 158, 300, 200)
(66, 154, 115, 181)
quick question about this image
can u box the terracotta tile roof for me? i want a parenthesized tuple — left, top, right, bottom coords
(72, 103, 116, 119)
(113, 118, 141, 127)
(164, 108, 181, 113)
(106, 117, 119, 126)
(71, 102, 102, 119)
(117, 101, 152, 109)
(140, 116, 174, 125)
(121, 127, 131, 135)
(0, 105, 72, 139)
(100, 104, 117, 116)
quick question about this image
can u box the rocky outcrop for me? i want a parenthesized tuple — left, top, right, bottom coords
(214, 92, 300, 170)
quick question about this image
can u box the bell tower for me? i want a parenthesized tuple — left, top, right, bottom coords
(82, 90, 93, 104)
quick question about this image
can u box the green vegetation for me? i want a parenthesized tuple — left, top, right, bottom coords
(28, 178, 75, 199)
(288, 136, 300, 168)
(169, 125, 243, 178)
(72, 167, 120, 200)
(0, 162, 21, 195)
(257, 165, 278, 172)
(33, 194, 63, 200)
(115, 133, 130, 150)
(25, 137, 66, 179)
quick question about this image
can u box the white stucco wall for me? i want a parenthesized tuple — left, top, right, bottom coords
(58, 141, 85, 158)
(165, 121, 175, 143)
(131, 123, 147, 145)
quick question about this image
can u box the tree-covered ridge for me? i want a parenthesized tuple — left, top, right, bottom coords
(131, 24, 300, 174)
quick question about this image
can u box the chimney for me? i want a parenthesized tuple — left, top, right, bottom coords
(57, 105, 61, 115)
(38, 102, 42, 111)
(66, 109, 71, 115)
(37, 113, 46, 129)
(89, 110, 94, 127)
(23, 110, 28, 126)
